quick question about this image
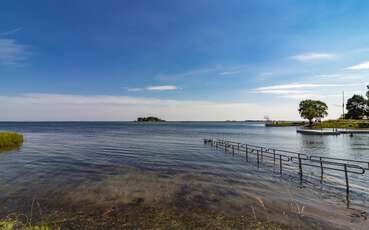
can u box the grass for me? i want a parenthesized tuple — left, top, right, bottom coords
(313, 119, 369, 129)
(0, 132, 24, 152)
(265, 121, 306, 127)
(0, 219, 54, 230)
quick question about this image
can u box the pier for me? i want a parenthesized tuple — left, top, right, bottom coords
(203, 138, 369, 207)
(296, 128, 369, 135)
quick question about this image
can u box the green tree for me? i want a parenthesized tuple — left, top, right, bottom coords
(346, 94, 366, 119)
(298, 99, 328, 126)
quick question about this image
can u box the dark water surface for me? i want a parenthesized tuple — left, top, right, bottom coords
(1, 122, 369, 228)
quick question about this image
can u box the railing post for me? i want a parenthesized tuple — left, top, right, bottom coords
(320, 157, 324, 183)
(245, 144, 248, 162)
(279, 155, 282, 175)
(257, 150, 260, 168)
(273, 149, 276, 166)
(298, 154, 303, 184)
(260, 147, 263, 162)
(344, 164, 350, 208)
(232, 145, 234, 156)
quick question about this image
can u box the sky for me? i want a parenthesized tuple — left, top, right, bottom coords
(1, 0, 369, 121)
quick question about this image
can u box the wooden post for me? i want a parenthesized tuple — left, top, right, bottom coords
(344, 164, 350, 208)
(298, 154, 303, 184)
(320, 157, 324, 183)
(260, 147, 263, 162)
(257, 150, 260, 168)
(245, 145, 248, 162)
(279, 155, 283, 175)
(273, 149, 276, 166)
(232, 145, 234, 156)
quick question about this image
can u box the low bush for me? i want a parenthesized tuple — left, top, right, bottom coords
(0, 132, 24, 151)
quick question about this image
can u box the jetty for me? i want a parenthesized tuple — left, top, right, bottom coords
(203, 138, 369, 207)
(297, 128, 369, 135)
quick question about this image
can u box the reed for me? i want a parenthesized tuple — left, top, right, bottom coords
(0, 132, 24, 151)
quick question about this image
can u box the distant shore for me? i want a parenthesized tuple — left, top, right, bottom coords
(265, 120, 306, 127)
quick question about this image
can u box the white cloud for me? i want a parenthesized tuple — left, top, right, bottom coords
(345, 61, 369, 70)
(0, 38, 29, 65)
(157, 64, 249, 80)
(146, 85, 177, 91)
(219, 70, 242, 76)
(290, 52, 336, 62)
(252, 83, 348, 102)
(127, 85, 177, 92)
(255, 83, 340, 91)
(127, 88, 143, 92)
(0, 93, 304, 121)
(0, 27, 22, 36)
(255, 89, 306, 95)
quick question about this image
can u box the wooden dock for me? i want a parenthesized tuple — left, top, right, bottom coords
(296, 129, 340, 135)
(297, 128, 369, 135)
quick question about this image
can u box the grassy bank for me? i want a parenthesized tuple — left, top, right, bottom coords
(0, 132, 24, 152)
(265, 121, 306, 127)
(313, 119, 369, 129)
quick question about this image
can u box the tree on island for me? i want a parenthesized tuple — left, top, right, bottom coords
(136, 116, 165, 122)
(298, 99, 328, 126)
(345, 94, 367, 119)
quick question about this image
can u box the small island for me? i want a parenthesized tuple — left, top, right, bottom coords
(0, 132, 24, 152)
(136, 116, 166, 122)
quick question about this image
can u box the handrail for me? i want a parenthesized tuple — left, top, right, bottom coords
(203, 138, 369, 208)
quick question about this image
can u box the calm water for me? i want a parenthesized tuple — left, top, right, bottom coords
(1, 122, 369, 227)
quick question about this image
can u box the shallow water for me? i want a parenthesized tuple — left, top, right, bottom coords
(0, 122, 369, 228)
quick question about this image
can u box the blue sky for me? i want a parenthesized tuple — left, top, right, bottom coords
(1, 0, 369, 121)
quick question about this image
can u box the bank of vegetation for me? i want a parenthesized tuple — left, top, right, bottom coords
(0, 132, 24, 152)
(312, 119, 369, 129)
(296, 85, 369, 129)
(265, 121, 306, 127)
(136, 116, 165, 122)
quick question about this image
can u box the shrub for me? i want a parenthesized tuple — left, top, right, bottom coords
(0, 132, 24, 151)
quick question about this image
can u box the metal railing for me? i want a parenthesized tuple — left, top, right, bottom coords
(203, 138, 369, 207)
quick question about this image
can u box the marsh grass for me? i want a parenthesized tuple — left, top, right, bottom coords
(0, 132, 23, 152)
(313, 119, 369, 129)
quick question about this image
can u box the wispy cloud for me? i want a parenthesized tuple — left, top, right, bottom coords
(345, 61, 369, 70)
(146, 85, 177, 91)
(127, 85, 177, 92)
(127, 88, 143, 92)
(255, 83, 341, 91)
(290, 52, 337, 62)
(157, 64, 248, 80)
(156, 67, 216, 80)
(0, 27, 22, 36)
(253, 83, 345, 100)
(219, 70, 242, 76)
(0, 38, 29, 65)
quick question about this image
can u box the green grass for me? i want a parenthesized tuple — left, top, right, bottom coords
(0, 219, 55, 230)
(313, 119, 369, 129)
(0, 132, 24, 152)
(265, 121, 306, 127)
